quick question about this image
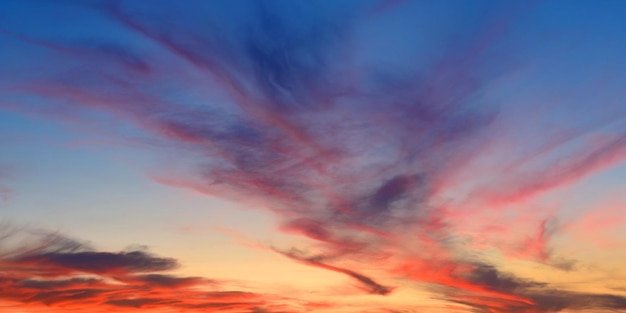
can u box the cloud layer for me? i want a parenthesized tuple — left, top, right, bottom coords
(1, 0, 626, 312)
(0, 225, 288, 313)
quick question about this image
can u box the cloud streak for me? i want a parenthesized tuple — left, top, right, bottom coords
(275, 248, 393, 296)
(0, 225, 298, 313)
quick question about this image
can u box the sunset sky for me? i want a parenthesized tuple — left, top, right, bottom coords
(1, 1, 626, 312)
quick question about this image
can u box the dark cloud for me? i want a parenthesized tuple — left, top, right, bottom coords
(126, 274, 207, 288)
(18, 277, 102, 290)
(18, 250, 178, 274)
(443, 262, 626, 313)
(276, 248, 393, 295)
(2, 227, 178, 275)
(104, 298, 175, 308)
(27, 289, 106, 305)
(464, 263, 545, 294)
(529, 291, 626, 313)
(0, 225, 273, 312)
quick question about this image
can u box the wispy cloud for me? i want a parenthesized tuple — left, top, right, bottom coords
(1, 0, 626, 312)
(0, 224, 298, 313)
(275, 247, 393, 295)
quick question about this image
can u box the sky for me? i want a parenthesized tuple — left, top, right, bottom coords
(1, 0, 626, 312)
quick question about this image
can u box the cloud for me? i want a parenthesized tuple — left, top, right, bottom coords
(119, 274, 208, 288)
(437, 262, 626, 313)
(472, 134, 626, 208)
(17, 277, 102, 290)
(0, 225, 279, 313)
(1, 0, 626, 312)
(17, 250, 178, 275)
(463, 263, 545, 294)
(275, 248, 393, 295)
